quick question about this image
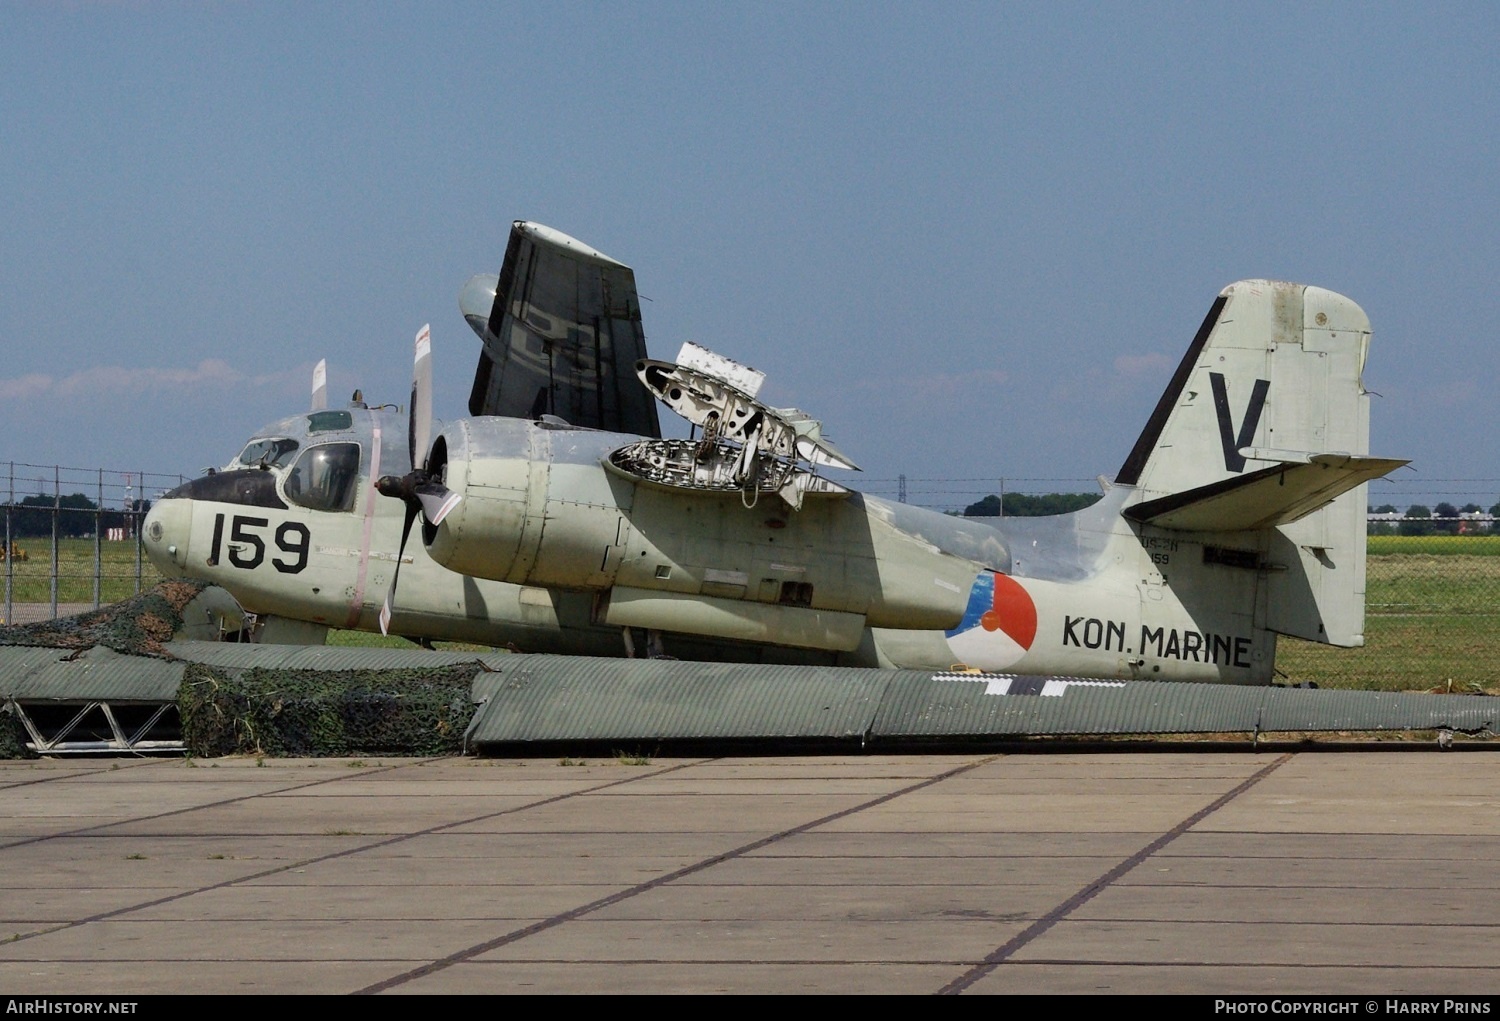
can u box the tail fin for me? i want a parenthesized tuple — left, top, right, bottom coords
(1115, 280, 1406, 647)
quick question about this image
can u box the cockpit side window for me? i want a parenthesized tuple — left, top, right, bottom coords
(237, 437, 300, 469)
(284, 442, 362, 513)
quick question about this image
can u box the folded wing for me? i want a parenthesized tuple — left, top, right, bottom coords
(461, 221, 662, 437)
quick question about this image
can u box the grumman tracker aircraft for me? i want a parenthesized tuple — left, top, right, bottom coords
(143, 222, 1406, 683)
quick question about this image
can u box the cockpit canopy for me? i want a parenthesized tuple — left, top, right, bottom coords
(236, 437, 299, 469)
(284, 442, 361, 513)
(208, 406, 396, 513)
(231, 411, 360, 472)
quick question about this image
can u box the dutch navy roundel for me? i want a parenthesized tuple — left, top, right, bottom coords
(944, 571, 1038, 670)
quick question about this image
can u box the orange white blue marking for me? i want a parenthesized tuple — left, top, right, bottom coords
(944, 571, 1038, 671)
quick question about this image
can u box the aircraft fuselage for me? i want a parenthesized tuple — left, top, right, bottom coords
(145, 407, 1276, 682)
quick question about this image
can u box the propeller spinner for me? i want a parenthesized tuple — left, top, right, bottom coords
(375, 324, 460, 634)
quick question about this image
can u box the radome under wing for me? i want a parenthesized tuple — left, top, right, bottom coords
(461, 221, 662, 437)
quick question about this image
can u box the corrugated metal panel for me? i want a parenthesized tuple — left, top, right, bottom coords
(0, 646, 79, 684)
(0, 645, 184, 701)
(875, 673, 1500, 738)
(875, 674, 1262, 736)
(468, 661, 1500, 747)
(171, 641, 493, 672)
(1256, 686, 1500, 734)
(467, 656, 885, 743)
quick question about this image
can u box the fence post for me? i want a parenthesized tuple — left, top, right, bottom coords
(133, 470, 147, 595)
(4, 461, 11, 627)
(50, 466, 60, 619)
(94, 468, 103, 609)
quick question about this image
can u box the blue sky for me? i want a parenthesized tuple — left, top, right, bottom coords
(3, 2, 1496, 511)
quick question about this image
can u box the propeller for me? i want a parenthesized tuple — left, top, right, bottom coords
(310, 359, 327, 412)
(375, 324, 460, 634)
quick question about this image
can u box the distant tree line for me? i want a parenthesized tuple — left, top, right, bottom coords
(963, 492, 1103, 517)
(1367, 502, 1499, 536)
(956, 493, 1500, 531)
(2, 494, 153, 538)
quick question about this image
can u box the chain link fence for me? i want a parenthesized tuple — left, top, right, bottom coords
(1277, 535, 1500, 692)
(1, 462, 187, 625)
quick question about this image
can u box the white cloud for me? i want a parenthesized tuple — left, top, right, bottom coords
(0, 373, 54, 400)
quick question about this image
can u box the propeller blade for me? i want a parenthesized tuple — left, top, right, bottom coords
(410, 324, 432, 471)
(376, 324, 459, 635)
(311, 359, 328, 412)
(415, 483, 461, 527)
(380, 498, 420, 636)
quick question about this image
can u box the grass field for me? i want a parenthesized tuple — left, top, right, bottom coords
(1, 537, 158, 606)
(5, 535, 1498, 692)
(1277, 546, 1500, 693)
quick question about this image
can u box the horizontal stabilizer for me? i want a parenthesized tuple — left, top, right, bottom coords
(1123, 454, 1409, 532)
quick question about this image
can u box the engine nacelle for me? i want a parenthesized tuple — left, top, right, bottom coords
(425, 417, 628, 589)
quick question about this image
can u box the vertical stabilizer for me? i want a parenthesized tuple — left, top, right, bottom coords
(1116, 280, 1373, 497)
(1116, 280, 1404, 647)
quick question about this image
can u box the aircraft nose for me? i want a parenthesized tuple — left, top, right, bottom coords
(142, 498, 192, 574)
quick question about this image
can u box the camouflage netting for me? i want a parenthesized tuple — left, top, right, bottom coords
(179, 662, 481, 758)
(0, 579, 221, 658)
(0, 704, 35, 759)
